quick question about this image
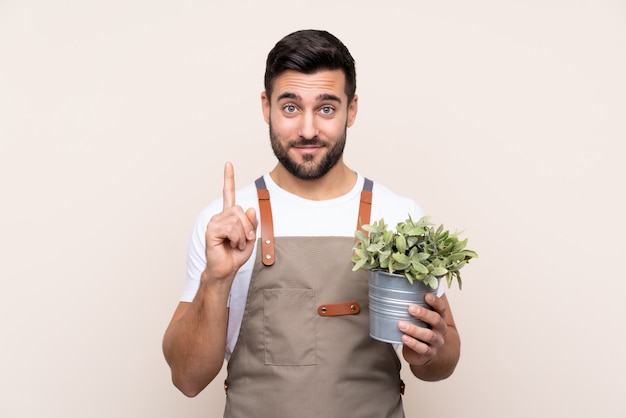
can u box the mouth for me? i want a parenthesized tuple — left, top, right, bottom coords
(291, 139, 325, 155)
(294, 147, 323, 161)
(294, 145, 322, 151)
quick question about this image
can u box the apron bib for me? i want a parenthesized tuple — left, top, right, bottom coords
(223, 178, 404, 418)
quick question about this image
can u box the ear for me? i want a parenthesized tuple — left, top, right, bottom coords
(261, 91, 270, 124)
(346, 94, 358, 127)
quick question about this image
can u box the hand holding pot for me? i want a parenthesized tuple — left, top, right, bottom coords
(399, 293, 459, 375)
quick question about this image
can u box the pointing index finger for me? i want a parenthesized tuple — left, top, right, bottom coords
(223, 161, 236, 209)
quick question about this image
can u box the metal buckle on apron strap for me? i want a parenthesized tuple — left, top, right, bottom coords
(317, 301, 361, 316)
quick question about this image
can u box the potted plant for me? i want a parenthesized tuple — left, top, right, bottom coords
(351, 215, 477, 343)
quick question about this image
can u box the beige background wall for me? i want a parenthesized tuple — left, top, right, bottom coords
(1, 1, 625, 417)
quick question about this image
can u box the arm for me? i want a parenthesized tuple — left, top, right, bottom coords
(399, 293, 461, 381)
(162, 162, 258, 397)
(162, 276, 232, 397)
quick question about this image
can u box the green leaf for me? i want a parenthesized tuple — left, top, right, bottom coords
(362, 224, 378, 233)
(404, 272, 415, 285)
(427, 275, 439, 289)
(431, 266, 448, 277)
(392, 253, 410, 264)
(417, 252, 430, 262)
(447, 252, 466, 262)
(448, 260, 466, 271)
(353, 248, 366, 258)
(412, 261, 429, 274)
(395, 234, 407, 253)
(354, 229, 367, 241)
(461, 250, 478, 259)
(406, 226, 426, 236)
(383, 230, 394, 244)
(352, 258, 368, 271)
(367, 242, 384, 253)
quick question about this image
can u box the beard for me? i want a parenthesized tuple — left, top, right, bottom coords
(269, 123, 347, 180)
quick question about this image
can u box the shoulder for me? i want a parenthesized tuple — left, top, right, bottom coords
(369, 179, 426, 226)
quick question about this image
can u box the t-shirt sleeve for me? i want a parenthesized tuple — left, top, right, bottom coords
(180, 204, 215, 302)
(370, 182, 427, 227)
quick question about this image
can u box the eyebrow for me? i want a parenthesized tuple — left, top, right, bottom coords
(276, 92, 343, 104)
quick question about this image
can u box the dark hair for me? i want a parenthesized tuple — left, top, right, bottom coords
(264, 29, 357, 103)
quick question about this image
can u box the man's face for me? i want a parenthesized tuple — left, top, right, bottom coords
(262, 69, 358, 180)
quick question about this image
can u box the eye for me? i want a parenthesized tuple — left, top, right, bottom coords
(320, 106, 335, 115)
(283, 104, 297, 114)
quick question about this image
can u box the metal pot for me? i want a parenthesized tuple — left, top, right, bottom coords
(368, 270, 441, 344)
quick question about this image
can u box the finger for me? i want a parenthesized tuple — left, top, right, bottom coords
(223, 161, 236, 209)
(245, 207, 258, 241)
(401, 333, 431, 357)
(406, 304, 440, 331)
(206, 211, 249, 251)
(425, 293, 447, 319)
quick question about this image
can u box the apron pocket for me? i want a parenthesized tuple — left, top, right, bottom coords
(263, 288, 317, 366)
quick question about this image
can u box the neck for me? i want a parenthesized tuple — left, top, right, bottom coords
(269, 163, 357, 200)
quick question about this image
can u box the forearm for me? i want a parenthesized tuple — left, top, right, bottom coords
(408, 324, 460, 381)
(162, 274, 232, 397)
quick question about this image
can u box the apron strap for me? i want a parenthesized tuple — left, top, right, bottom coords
(357, 178, 373, 239)
(255, 176, 374, 266)
(255, 177, 275, 266)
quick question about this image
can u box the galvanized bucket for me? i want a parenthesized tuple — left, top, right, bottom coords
(368, 271, 441, 344)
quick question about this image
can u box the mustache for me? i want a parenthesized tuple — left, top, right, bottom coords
(289, 137, 325, 147)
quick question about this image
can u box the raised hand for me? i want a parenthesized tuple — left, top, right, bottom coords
(203, 162, 258, 282)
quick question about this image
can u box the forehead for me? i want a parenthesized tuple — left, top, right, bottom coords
(271, 69, 347, 101)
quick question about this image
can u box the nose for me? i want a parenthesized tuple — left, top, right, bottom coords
(298, 111, 319, 139)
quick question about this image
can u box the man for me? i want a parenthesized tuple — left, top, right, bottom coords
(163, 29, 460, 417)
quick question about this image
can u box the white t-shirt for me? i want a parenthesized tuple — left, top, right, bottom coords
(181, 172, 425, 359)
